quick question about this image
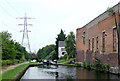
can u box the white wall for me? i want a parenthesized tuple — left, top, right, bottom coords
(58, 47, 66, 58)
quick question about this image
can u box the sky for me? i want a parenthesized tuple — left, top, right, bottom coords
(0, 0, 120, 53)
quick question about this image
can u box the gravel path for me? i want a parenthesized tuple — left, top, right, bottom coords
(2, 61, 29, 74)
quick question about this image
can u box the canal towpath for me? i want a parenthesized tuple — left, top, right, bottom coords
(2, 61, 29, 74)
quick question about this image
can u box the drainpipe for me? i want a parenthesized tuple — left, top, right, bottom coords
(118, 2, 120, 74)
(113, 3, 120, 74)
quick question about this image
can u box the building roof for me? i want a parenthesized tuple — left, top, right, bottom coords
(58, 41, 66, 47)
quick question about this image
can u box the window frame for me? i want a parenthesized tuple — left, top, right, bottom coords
(102, 31, 105, 52)
(113, 28, 116, 51)
(96, 36, 99, 50)
(92, 38, 94, 52)
(83, 32, 85, 44)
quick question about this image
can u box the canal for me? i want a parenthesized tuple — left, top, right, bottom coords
(20, 65, 120, 80)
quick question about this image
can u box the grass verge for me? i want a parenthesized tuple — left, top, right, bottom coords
(29, 62, 42, 65)
(57, 58, 75, 64)
(2, 64, 28, 79)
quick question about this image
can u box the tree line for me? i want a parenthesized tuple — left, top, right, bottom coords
(36, 44, 56, 60)
(36, 29, 76, 61)
(2, 31, 30, 65)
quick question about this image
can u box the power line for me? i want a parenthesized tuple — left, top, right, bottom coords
(17, 14, 35, 53)
(3, 0, 21, 16)
(0, 5, 15, 19)
(0, 21, 18, 32)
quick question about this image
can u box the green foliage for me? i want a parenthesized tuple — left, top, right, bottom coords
(29, 62, 42, 65)
(65, 31, 76, 59)
(59, 54, 67, 60)
(45, 50, 56, 60)
(57, 54, 67, 63)
(94, 57, 102, 71)
(56, 29, 66, 41)
(2, 31, 30, 63)
(20, 55, 26, 62)
(61, 58, 75, 64)
(57, 57, 75, 64)
(94, 57, 109, 72)
(102, 64, 110, 72)
(55, 29, 66, 60)
(107, 7, 114, 14)
(36, 44, 56, 60)
(81, 57, 110, 72)
(86, 61, 91, 69)
(2, 60, 14, 66)
(2, 64, 28, 79)
(82, 61, 86, 68)
(75, 62, 81, 67)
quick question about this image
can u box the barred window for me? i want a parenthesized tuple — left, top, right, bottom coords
(102, 32, 105, 52)
(96, 36, 99, 50)
(113, 28, 116, 51)
(89, 39, 90, 50)
(83, 32, 85, 44)
(92, 38, 94, 52)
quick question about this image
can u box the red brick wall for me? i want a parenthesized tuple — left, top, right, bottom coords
(76, 11, 119, 67)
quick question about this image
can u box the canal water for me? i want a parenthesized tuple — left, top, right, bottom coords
(20, 65, 120, 80)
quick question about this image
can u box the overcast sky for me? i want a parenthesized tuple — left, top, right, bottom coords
(0, 0, 120, 53)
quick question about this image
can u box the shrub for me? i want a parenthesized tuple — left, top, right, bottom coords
(86, 61, 91, 69)
(20, 58, 26, 62)
(75, 62, 81, 67)
(2, 60, 7, 66)
(59, 54, 67, 60)
(94, 57, 102, 71)
(15, 59, 20, 63)
(82, 61, 86, 68)
(102, 64, 110, 72)
(6, 60, 14, 65)
(2, 60, 14, 66)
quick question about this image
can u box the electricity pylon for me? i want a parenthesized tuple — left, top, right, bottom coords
(17, 14, 34, 53)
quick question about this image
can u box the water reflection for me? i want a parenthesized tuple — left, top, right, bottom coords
(20, 65, 120, 80)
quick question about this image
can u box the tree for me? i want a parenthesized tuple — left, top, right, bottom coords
(2, 31, 30, 60)
(45, 50, 56, 60)
(65, 31, 76, 59)
(36, 44, 56, 60)
(55, 29, 66, 60)
(2, 31, 16, 60)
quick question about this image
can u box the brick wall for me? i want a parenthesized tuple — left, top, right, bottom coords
(76, 5, 119, 67)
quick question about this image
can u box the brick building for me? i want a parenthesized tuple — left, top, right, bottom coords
(76, 4, 120, 67)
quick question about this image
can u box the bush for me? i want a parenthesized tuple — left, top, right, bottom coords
(7, 60, 14, 65)
(75, 62, 81, 67)
(82, 61, 86, 68)
(102, 64, 110, 72)
(59, 54, 67, 60)
(2, 60, 7, 66)
(2, 60, 14, 66)
(20, 58, 26, 62)
(62, 58, 75, 64)
(86, 61, 91, 69)
(15, 59, 20, 63)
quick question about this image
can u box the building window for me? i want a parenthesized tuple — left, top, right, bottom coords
(96, 36, 99, 50)
(83, 32, 85, 44)
(62, 52, 65, 55)
(61, 48, 65, 51)
(102, 32, 105, 52)
(113, 28, 116, 51)
(89, 39, 90, 50)
(92, 38, 94, 52)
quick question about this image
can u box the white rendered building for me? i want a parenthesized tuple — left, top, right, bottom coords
(58, 41, 66, 58)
